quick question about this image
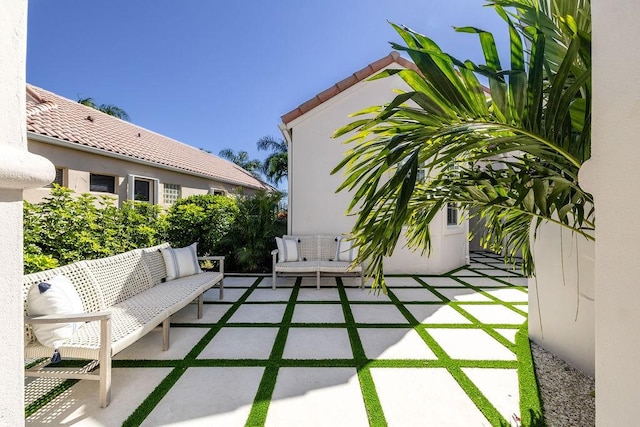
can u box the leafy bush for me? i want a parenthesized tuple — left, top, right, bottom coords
(222, 190, 286, 272)
(24, 186, 165, 274)
(24, 187, 287, 274)
(164, 194, 238, 255)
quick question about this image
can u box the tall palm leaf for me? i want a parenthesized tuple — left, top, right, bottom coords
(219, 148, 263, 178)
(78, 97, 130, 121)
(257, 136, 288, 186)
(332, 0, 591, 289)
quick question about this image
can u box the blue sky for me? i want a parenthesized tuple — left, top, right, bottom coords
(27, 0, 508, 166)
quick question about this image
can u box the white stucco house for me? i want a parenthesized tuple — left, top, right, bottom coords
(279, 52, 469, 274)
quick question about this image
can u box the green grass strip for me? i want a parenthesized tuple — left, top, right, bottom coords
(122, 366, 187, 427)
(515, 323, 545, 427)
(25, 379, 79, 418)
(337, 278, 387, 427)
(123, 277, 263, 426)
(386, 286, 510, 426)
(244, 278, 301, 426)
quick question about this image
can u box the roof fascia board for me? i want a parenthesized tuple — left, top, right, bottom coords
(282, 62, 404, 130)
(27, 131, 263, 190)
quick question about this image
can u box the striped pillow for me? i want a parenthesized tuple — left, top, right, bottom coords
(335, 237, 358, 262)
(275, 237, 299, 262)
(160, 243, 202, 280)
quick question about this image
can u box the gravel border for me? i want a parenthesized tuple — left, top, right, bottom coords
(531, 342, 595, 426)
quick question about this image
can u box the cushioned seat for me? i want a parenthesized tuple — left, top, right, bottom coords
(23, 243, 224, 408)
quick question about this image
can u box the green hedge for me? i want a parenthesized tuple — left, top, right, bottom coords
(23, 186, 285, 274)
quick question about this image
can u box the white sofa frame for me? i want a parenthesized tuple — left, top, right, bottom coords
(23, 243, 224, 408)
(271, 235, 364, 289)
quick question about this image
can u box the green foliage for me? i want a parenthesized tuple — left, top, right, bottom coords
(164, 194, 239, 255)
(333, 0, 592, 289)
(23, 186, 165, 274)
(24, 187, 286, 274)
(218, 148, 263, 178)
(77, 97, 131, 121)
(257, 136, 288, 186)
(222, 190, 286, 272)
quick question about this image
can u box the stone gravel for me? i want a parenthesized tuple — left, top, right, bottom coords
(531, 342, 595, 426)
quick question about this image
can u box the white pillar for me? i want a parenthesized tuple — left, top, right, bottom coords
(588, 0, 640, 423)
(0, 2, 55, 425)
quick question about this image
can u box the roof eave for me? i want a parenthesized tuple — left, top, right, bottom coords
(27, 131, 268, 191)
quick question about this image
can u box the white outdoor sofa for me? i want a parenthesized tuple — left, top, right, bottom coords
(271, 235, 363, 289)
(23, 243, 224, 408)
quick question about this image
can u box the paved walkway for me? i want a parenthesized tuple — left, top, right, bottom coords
(25, 252, 529, 426)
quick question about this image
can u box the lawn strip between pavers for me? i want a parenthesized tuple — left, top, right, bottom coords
(244, 277, 301, 427)
(409, 278, 520, 351)
(337, 278, 387, 427)
(415, 276, 523, 352)
(386, 287, 510, 426)
(516, 323, 544, 426)
(25, 379, 79, 418)
(122, 277, 263, 426)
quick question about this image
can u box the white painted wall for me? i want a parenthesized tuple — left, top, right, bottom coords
(528, 222, 595, 376)
(588, 1, 640, 423)
(285, 64, 468, 274)
(0, 2, 54, 424)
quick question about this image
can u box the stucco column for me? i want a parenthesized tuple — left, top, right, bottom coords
(0, 2, 55, 425)
(589, 0, 640, 423)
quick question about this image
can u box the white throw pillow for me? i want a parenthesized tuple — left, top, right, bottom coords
(160, 243, 202, 280)
(275, 237, 299, 262)
(27, 274, 85, 350)
(335, 237, 358, 262)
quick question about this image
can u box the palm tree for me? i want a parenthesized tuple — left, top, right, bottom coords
(256, 136, 288, 186)
(78, 97, 130, 121)
(218, 148, 263, 178)
(332, 0, 591, 288)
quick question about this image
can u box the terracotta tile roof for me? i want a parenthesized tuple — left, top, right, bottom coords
(26, 84, 269, 190)
(281, 52, 419, 124)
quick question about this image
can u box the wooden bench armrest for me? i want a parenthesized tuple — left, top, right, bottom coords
(198, 256, 225, 274)
(271, 249, 279, 256)
(25, 311, 111, 324)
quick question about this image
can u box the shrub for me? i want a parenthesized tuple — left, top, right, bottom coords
(24, 186, 165, 274)
(222, 190, 286, 272)
(164, 194, 238, 255)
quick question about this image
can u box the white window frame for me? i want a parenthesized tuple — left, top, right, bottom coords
(208, 187, 227, 196)
(128, 174, 159, 204)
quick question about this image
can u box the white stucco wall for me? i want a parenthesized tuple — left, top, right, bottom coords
(589, 1, 640, 423)
(0, 2, 54, 425)
(528, 222, 595, 376)
(285, 64, 468, 274)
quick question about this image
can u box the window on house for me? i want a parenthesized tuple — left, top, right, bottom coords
(208, 187, 226, 196)
(90, 174, 116, 193)
(447, 203, 459, 226)
(45, 168, 64, 188)
(128, 175, 159, 204)
(163, 183, 181, 204)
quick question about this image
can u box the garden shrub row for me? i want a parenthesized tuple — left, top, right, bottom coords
(24, 186, 285, 274)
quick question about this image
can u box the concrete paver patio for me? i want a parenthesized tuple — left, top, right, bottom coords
(25, 252, 531, 426)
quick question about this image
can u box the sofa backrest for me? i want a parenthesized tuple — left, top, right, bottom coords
(23, 261, 105, 346)
(83, 249, 153, 307)
(137, 243, 170, 285)
(283, 235, 341, 262)
(284, 235, 317, 261)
